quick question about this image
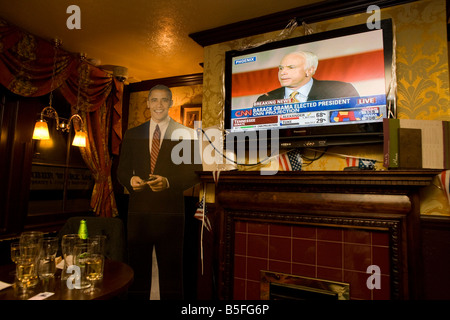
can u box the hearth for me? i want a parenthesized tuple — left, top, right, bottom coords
(261, 271, 350, 300)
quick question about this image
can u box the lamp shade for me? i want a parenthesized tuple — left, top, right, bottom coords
(72, 130, 87, 147)
(32, 120, 50, 140)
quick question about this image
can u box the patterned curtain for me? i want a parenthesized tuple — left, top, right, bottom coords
(0, 18, 123, 217)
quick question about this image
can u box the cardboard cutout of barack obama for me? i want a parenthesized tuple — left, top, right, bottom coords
(117, 84, 202, 299)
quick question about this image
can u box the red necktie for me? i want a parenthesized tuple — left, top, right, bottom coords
(150, 124, 160, 174)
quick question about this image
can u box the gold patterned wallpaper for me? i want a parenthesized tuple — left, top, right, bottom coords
(199, 0, 450, 215)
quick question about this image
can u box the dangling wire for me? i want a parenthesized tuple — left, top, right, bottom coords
(302, 21, 314, 35)
(48, 38, 61, 108)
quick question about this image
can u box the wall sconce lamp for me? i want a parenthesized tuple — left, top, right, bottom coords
(32, 106, 87, 147)
(32, 40, 87, 148)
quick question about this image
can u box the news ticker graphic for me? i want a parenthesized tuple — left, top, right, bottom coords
(231, 95, 386, 130)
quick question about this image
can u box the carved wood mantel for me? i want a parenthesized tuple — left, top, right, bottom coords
(198, 170, 441, 300)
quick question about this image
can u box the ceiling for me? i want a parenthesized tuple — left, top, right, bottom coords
(0, 0, 322, 83)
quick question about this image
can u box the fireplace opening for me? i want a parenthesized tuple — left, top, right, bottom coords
(261, 271, 350, 300)
(270, 282, 339, 300)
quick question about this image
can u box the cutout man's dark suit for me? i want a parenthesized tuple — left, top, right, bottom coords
(256, 79, 360, 102)
(117, 118, 202, 299)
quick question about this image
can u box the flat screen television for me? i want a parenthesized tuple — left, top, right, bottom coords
(223, 19, 394, 150)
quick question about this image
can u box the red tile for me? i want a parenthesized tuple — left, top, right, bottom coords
(248, 222, 268, 235)
(292, 263, 316, 278)
(317, 266, 343, 282)
(235, 220, 247, 233)
(234, 232, 247, 255)
(233, 278, 246, 300)
(344, 270, 372, 300)
(372, 246, 390, 275)
(372, 231, 390, 246)
(343, 243, 371, 272)
(292, 238, 316, 264)
(344, 229, 371, 245)
(317, 227, 343, 242)
(233, 255, 246, 279)
(246, 257, 268, 282)
(246, 280, 261, 300)
(268, 260, 291, 275)
(269, 236, 291, 262)
(372, 274, 391, 300)
(293, 225, 316, 239)
(247, 234, 268, 258)
(317, 241, 342, 268)
(270, 224, 291, 237)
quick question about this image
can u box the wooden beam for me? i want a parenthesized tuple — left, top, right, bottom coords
(189, 0, 419, 47)
(127, 73, 203, 93)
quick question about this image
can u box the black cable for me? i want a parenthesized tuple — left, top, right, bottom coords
(301, 147, 328, 162)
(197, 128, 280, 167)
(197, 128, 324, 167)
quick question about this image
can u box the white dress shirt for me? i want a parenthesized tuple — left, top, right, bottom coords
(285, 78, 314, 102)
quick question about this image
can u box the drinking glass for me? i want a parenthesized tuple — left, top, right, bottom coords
(15, 255, 36, 298)
(20, 231, 43, 257)
(73, 243, 91, 290)
(10, 242, 21, 263)
(38, 237, 58, 279)
(19, 231, 43, 286)
(83, 252, 104, 295)
(9, 242, 21, 276)
(61, 234, 80, 280)
(87, 235, 106, 280)
(88, 235, 106, 255)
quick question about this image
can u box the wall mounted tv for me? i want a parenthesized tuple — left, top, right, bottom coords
(224, 19, 394, 149)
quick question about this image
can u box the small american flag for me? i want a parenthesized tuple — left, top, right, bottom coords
(346, 157, 358, 167)
(358, 159, 377, 170)
(194, 197, 212, 232)
(345, 157, 376, 170)
(279, 149, 303, 171)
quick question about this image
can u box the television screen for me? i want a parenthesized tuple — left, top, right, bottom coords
(224, 19, 394, 149)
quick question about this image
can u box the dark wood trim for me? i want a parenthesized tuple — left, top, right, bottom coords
(421, 215, 450, 229)
(189, 0, 419, 47)
(127, 73, 203, 93)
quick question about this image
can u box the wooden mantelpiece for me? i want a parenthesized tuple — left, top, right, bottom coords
(198, 170, 441, 300)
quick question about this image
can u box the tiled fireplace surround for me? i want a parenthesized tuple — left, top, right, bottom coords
(233, 220, 390, 300)
(199, 170, 440, 300)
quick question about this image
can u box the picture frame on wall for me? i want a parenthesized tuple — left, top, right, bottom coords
(181, 104, 202, 129)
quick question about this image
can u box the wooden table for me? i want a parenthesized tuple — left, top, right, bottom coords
(0, 259, 134, 300)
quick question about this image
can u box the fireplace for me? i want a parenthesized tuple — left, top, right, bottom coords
(261, 271, 350, 300)
(198, 170, 440, 300)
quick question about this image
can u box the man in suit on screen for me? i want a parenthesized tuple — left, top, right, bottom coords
(256, 51, 359, 103)
(117, 84, 202, 299)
